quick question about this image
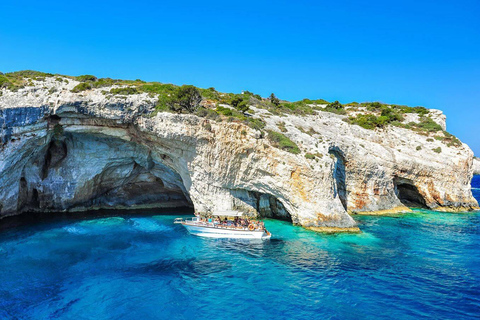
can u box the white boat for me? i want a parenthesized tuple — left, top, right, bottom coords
(174, 211, 271, 240)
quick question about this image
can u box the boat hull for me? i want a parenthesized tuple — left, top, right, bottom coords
(182, 223, 271, 239)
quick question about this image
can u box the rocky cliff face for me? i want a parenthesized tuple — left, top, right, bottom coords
(473, 158, 480, 175)
(0, 75, 477, 231)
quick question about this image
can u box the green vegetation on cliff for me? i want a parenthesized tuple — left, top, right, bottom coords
(0, 70, 463, 154)
(266, 130, 300, 154)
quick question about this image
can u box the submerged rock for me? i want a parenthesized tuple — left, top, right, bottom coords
(0, 74, 477, 231)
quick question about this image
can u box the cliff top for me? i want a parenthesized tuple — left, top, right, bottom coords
(0, 69, 462, 154)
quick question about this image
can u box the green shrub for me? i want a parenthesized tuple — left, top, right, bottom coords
(0, 75, 12, 88)
(266, 130, 300, 154)
(229, 95, 250, 113)
(305, 153, 316, 160)
(433, 147, 442, 153)
(216, 106, 233, 116)
(139, 82, 177, 95)
(416, 146, 422, 151)
(76, 75, 97, 82)
(200, 87, 221, 101)
(169, 85, 202, 113)
(269, 93, 280, 107)
(6, 70, 54, 78)
(71, 82, 92, 92)
(246, 118, 266, 131)
(243, 90, 262, 100)
(205, 109, 220, 121)
(324, 101, 347, 115)
(348, 114, 379, 129)
(92, 78, 117, 88)
(110, 87, 138, 95)
(413, 117, 442, 132)
(195, 107, 220, 121)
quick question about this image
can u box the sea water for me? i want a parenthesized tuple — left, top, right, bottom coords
(0, 178, 479, 319)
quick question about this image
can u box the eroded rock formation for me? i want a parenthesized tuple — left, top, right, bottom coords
(0, 76, 477, 231)
(473, 158, 480, 175)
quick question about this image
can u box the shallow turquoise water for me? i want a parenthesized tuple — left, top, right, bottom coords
(1, 179, 480, 319)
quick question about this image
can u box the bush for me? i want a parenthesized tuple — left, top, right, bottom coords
(216, 106, 233, 116)
(348, 114, 379, 129)
(200, 87, 221, 101)
(324, 101, 347, 115)
(305, 153, 316, 160)
(230, 95, 249, 113)
(0, 75, 12, 88)
(71, 82, 92, 92)
(76, 75, 97, 82)
(243, 90, 262, 100)
(6, 70, 54, 78)
(169, 85, 202, 113)
(110, 87, 138, 95)
(92, 78, 117, 88)
(246, 118, 266, 131)
(416, 146, 422, 151)
(138, 82, 178, 96)
(269, 93, 280, 107)
(433, 147, 442, 153)
(266, 130, 300, 154)
(413, 117, 442, 132)
(195, 107, 220, 121)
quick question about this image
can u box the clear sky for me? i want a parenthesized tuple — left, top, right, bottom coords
(1, 0, 479, 153)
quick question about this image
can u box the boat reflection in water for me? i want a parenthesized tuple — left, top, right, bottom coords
(174, 210, 272, 240)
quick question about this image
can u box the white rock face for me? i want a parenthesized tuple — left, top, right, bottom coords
(0, 78, 477, 230)
(473, 158, 480, 175)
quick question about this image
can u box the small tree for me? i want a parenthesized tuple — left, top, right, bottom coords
(230, 95, 250, 113)
(230, 95, 244, 108)
(236, 101, 250, 114)
(326, 100, 343, 109)
(269, 93, 280, 107)
(170, 85, 202, 113)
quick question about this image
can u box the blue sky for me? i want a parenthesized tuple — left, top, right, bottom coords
(1, 0, 479, 153)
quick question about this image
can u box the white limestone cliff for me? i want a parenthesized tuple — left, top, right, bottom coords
(0, 76, 477, 232)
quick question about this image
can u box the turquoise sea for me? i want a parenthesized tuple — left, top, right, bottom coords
(1, 178, 479, 319)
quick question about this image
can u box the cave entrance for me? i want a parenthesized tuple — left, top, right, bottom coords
(229, 190, 292, 222)
(329, 148, 348, 211)
(17, 132, 194, 213)
(393, 177, 427, 208)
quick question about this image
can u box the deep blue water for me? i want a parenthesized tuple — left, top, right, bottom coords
(1, 179, 480, 319)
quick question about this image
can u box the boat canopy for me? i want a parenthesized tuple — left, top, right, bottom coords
(211, 210, 244, 217)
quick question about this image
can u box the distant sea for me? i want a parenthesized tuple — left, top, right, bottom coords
(1, 178, 479, 319)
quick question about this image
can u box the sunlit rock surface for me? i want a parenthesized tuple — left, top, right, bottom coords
(0, 77, 477, 231)
(473, 158, 480, 175)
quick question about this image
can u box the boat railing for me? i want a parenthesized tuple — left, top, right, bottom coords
(182, 219, 265, 232)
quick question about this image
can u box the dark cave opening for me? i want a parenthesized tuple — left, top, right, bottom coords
(393, 177, 427, 208)
(230, 190, 292, 222)
(329, 148, 348, 211)
(15, 132, 194, 213)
